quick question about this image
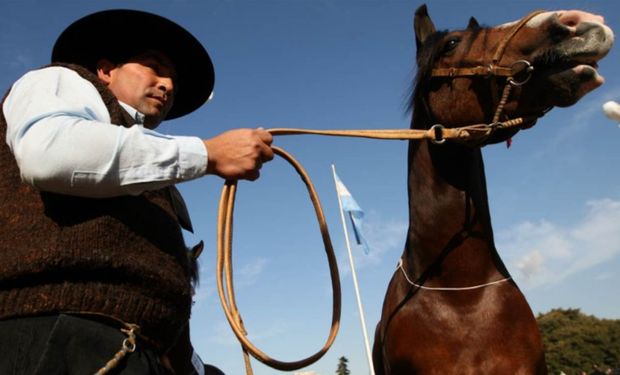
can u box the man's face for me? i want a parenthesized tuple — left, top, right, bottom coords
(97, 51, 177, 128)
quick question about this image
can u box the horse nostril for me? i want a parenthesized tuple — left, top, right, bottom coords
(558, 10, 605, 29)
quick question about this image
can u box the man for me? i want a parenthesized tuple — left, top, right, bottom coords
(0, 9, 273, 374)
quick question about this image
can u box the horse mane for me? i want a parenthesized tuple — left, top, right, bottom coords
(406, 30, 447, 118)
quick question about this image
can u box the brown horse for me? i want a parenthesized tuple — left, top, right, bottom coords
(372, 5, 613, 375)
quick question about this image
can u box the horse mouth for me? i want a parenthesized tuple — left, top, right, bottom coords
(558, 60, 603, 84)
(532, 22, 613, 103)
(532, 52, 607, 106)
(537, 52, 603, 76)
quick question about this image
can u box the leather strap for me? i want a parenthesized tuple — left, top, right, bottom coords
(216, 146, 341, 373)
(431, 65, 512, 78)
(269, 116, 532, 146)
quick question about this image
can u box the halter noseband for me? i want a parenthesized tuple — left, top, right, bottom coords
(430, 10, 544, 81)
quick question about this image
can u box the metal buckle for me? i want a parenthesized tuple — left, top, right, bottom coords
(429, 124, 446, 144)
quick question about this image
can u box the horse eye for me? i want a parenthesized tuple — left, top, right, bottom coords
(443, 38, 460, 54)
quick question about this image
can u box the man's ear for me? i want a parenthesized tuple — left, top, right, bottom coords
(96, 59, 116, 85)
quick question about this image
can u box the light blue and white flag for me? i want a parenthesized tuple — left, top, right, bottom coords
(334, 171, 370, 254)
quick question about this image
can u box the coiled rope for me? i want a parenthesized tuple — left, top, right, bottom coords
(215, 118, 533, 374)
(216, 146, 341, 374)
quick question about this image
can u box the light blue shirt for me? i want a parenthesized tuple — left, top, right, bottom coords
(3, 66, 208, 198)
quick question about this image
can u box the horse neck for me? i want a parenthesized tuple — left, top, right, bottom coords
(404, 114, 508, 283)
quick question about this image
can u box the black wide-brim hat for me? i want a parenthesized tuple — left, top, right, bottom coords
(51, 9, 215, 120)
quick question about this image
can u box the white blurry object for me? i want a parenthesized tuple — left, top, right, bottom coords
(602, 101, 620, 125)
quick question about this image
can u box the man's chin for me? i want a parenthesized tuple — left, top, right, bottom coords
(143, 107, 170, 129)
(143, 114, 165, 129)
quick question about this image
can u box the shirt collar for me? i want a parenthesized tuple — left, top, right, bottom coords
(118, 101, 145, 125)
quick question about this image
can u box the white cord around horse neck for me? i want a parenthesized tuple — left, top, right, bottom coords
(397, 259, 512, 291)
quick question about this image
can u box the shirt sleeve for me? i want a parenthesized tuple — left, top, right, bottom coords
(3, 66, 208, 198)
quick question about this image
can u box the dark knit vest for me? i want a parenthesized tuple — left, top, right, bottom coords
(0, 64, 193, 350)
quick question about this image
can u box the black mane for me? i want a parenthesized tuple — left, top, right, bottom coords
(406, 30, 447, 129)
(406, 24, 486, 121)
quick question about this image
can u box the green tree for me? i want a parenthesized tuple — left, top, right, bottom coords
(336, 356, 351, 375)
(537, 308, 620, 374)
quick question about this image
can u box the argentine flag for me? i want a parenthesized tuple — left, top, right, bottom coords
(334, 171, 371, 254)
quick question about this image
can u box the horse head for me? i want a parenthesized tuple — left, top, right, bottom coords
(412, 4, 614, 144)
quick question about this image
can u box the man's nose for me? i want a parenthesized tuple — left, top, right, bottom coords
(157, 77, 174, 94)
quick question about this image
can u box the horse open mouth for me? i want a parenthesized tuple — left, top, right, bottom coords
(558, 59, 604, 83)
(539, 47, 606, 77)
(564, 57, 599, 71)
(535, 57, 605, 106)
(539, 53, 602, 76)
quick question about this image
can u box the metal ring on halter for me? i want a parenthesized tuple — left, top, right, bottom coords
(429, 124, 446, 144)
(508, 60, 533, 86)
(485, 64, 495, 77)
(122, 338, 136, 353)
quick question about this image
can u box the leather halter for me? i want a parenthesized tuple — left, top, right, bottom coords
(425, 10, 546, 143)
(430, 10, 545, 80)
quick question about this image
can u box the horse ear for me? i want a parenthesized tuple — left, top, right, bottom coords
(414, 4, 436, 51)
(467, 17, 480, 29)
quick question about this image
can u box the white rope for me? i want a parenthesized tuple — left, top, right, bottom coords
(397, 259, 512, 291)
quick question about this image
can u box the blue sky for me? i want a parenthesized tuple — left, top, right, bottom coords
(2, 1, 620, 374)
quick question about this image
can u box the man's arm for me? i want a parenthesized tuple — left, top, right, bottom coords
(3, 66, 272, 197)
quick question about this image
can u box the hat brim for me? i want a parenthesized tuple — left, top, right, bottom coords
(51, 9, 214, 120)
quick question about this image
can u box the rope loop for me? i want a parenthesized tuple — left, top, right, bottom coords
(397, 259, 512, 291)
(216, 146, 342, 373)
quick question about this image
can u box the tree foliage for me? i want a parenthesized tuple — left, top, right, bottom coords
(336, 356, 351, 375)
(537, 308, 620, 374)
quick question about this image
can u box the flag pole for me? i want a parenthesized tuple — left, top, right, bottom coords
(331, 164, 375, 375)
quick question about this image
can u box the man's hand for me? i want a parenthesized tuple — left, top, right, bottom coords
(203, 128, 274, 180)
